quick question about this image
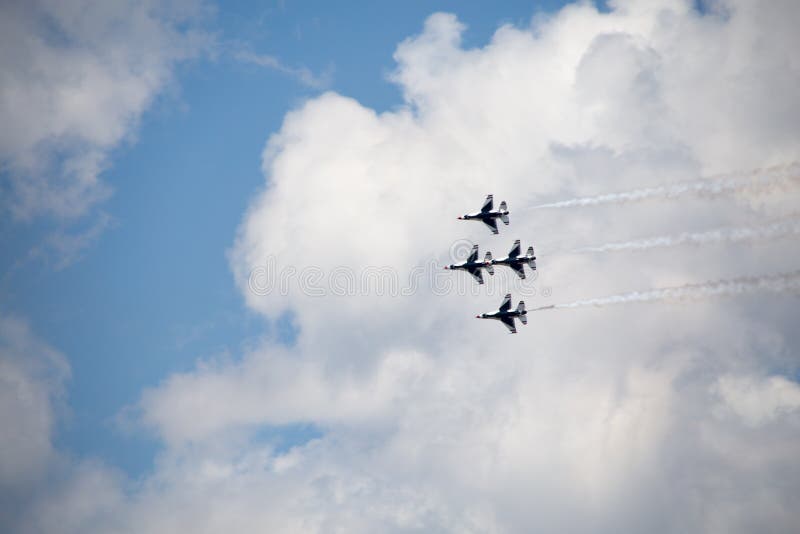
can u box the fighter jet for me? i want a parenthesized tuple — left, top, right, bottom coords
(458, 194, 509, 234)
(444, 244, 493, 284)
(487, 240, 536, 279)
(476, 293, 527, 333)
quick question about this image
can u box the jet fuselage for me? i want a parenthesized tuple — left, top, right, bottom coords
(491, 255, 529, 268)
(478, 308, 526, 321)
(448, 259, 488, 271)
(459, 209, 508, 222)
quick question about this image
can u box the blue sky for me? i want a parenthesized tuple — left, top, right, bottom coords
(2, 1, 800, 532)
(1, 0, 571, 478)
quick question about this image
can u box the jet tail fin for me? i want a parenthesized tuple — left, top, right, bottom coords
(499, 201, 509, 224)
(527, 247, 536, 269)
(519, 314, 528, 325)
(517, 301, 526, 313)
(484, 251, 495, 274)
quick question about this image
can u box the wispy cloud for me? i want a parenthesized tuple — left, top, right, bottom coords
(44, 212, 116, 271)
(5, 212, 115, 278)
(234, 50, 332, 89)
(0, 0, 212, 221)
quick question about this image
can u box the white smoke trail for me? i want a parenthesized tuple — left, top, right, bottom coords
(532, 270, 800, 311)
(571, 218, 800, 254)
(530, 163, 799, 210)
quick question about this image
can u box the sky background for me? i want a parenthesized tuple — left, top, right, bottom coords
(1, 0, 568, 477)
(1, 1, 799, 533)
(1, 0, 577, 477)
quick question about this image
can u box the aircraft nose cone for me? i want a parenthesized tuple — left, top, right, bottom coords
(475, 315, 481, 318)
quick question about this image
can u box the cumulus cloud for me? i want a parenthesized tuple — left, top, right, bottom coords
(142, 1, 800, 531)
(0, 0, 211, 220)
(7, 0, 800, 532)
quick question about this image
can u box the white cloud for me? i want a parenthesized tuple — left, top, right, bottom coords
(714, 374, 800, 426)
(139, 347, 433, 446)
(6, 0, 800, 532)
(142, 1, 800, 531)
(0, 0, 212, 220)
(0, 317, 69, 484)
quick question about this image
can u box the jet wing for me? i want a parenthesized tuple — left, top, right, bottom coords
(482, 218, 499, 234)
(481, 194, 494, 212)
(510, 263, 526, 279)
(500, 316, 517, 333)
(499, 293, 512, 311)
(508, 239, 521, 258)
(467, 244, 479, 263)
(467, 267, 484, 285)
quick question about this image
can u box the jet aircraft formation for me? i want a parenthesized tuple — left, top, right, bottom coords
(447, 194, 538, 333)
